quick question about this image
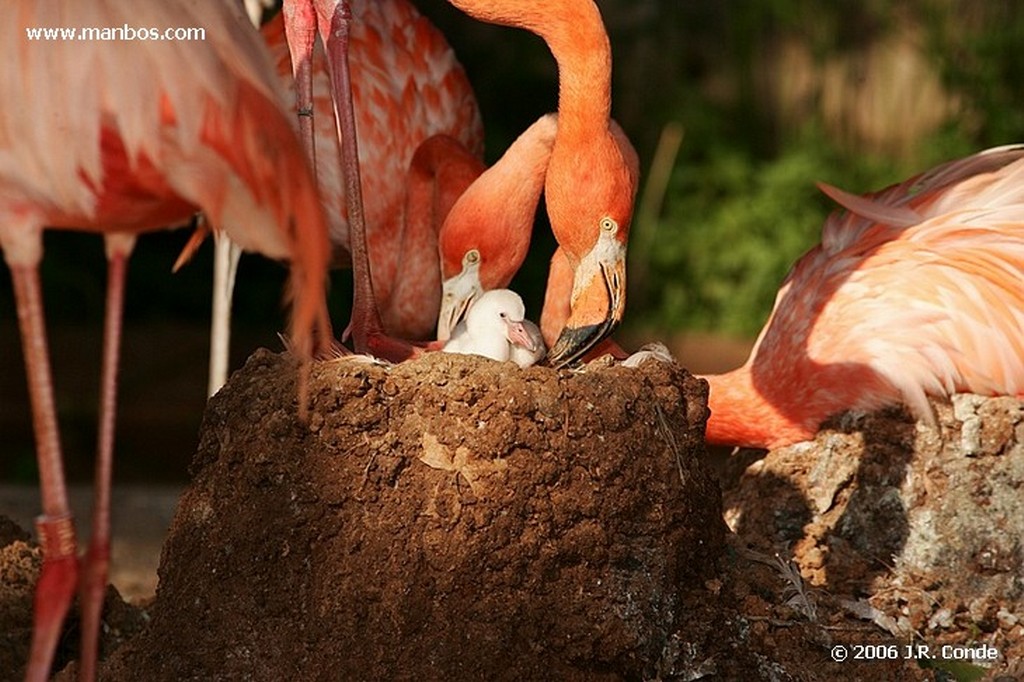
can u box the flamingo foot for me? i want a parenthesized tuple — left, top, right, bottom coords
(25, 514, 79, 682)
(365, 333, 419, 364)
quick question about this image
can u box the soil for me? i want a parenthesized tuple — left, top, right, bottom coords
(0, 347, 1019, 680)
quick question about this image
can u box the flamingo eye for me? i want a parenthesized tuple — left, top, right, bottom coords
(464, 249, 480, 266)
(499, 311, 507, 319)
(599, 217, 617, 233)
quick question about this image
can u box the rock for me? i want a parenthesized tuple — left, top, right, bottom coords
(102, 349, 723, 680)
(724, 395, 1024, 677)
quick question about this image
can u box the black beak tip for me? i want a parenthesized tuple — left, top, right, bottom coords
(546, 323, 607, 368)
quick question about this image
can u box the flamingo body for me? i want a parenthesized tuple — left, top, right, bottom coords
(263, 2, 483, 338)
(2, 2, 329, 679)
(705, 145, 1024, 449)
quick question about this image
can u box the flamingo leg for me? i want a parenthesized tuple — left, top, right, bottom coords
(77, 234, 135, 681)
(321, 1, 378, 352)
(9, 263, 78, 682)
(320, 1, 414, 361)
(208, 230, 241, 396)
(282, 0, 319, 167)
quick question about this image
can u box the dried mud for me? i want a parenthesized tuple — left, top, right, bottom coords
(4, 347, 1018, 680)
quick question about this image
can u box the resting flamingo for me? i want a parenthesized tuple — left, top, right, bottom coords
(703, 145, 1024, 449)
(444, 0, 640, 367)
(1, 1, 330, 679)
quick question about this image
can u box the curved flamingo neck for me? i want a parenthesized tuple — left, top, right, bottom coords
(702, 368, 812, 450)
(466, 115, 557, 287)
(448, 1, 611, 139)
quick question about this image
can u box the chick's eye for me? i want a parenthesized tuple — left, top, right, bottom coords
(600, 217, 617, 233)
(464, 249, 480, 266)
(499, 312, 507, 319)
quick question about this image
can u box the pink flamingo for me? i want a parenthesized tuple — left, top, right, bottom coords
(442, 0, 640, 367)
(2, 1, 330, 679)
(273, 0, 488, 364)
(704, 145, 1024, 449)
(198, 1, 483, 391)
(436, 114, 558, 340)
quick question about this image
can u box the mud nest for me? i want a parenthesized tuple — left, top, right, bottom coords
(102, 349, 724, 680)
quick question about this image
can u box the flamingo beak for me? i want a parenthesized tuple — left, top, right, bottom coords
(437, 269, 482, 341)
(547, 243, 626, 368)
(505, 318, 538, 352)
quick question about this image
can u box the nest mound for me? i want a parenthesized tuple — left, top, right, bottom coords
(102, 349, 723, 680)
(724, 395, 1024, 677)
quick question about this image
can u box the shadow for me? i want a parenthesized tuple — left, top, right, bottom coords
(723, 404, 918, 598)
(817, 406, 916, 595)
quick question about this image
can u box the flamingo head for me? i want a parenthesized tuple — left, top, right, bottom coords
(435, 115, 555, 340)
(438, 247, 483, 341)
(545, 122, 639, 367)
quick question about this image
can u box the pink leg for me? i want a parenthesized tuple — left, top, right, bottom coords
(320, 1, 384, 353)
(282, 0, 318, 167)
(318, 1, 418, 362)
(78, 235, 134, 682)
(10, 264, 79, 682)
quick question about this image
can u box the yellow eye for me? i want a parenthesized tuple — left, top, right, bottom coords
(464, 248, 480, 266)
(600, 217, 617, 233)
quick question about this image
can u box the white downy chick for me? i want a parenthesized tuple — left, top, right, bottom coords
(443, 289, 538, 363)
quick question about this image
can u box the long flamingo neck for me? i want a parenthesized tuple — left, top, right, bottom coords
(547, 4, 612, 141)
(479, 116, 557, 286)
(702, 368, 811, 450)
(449, 1, 611, 138)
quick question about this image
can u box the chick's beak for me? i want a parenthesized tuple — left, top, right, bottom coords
(547, 252, 625, 367)
(505, 318, 538, 352)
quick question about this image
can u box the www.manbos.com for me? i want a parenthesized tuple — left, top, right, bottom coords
(25, 25, 206, 41)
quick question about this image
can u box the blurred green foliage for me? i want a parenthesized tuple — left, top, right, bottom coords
(612, 0, 1024, 338)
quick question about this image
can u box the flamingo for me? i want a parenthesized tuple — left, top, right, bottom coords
(703, 145, 1024, 449)
(258, 0, 485, 368)
(1, 1, 330, 679)
(442, 288, 539, 363)
(436, 114, 558, 341)
(198, 1, 484, 392)
(443, 0, 640, 367)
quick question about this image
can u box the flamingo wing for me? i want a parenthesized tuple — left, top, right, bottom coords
(819, 144, 1024, 254)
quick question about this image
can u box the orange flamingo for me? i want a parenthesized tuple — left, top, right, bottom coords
(703, 145, 1024, 449)
(443, 0, 640, 367)
(436, 114, 558, 340)
(198, 1, 483, 391)
(2, 2, 330, 679)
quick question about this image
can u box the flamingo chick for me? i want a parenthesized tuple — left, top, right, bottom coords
(704, 144, 1024, 450)
(443, 289, 540, 365)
